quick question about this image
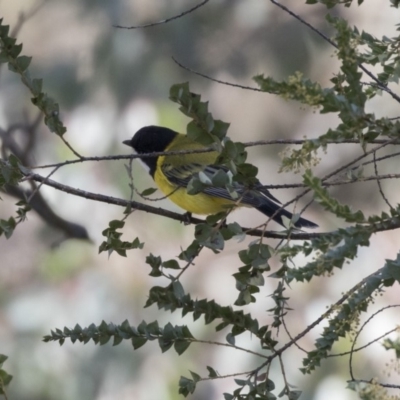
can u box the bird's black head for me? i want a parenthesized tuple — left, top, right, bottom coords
(123, 126, 177, 154)
(122, 126, 178, 176)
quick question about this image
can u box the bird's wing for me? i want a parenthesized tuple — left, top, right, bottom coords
(161, 162, 204, 187)
(162, 162, 280, 207)
(162, 162, 234, 201)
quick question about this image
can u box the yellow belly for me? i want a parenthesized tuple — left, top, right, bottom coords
(154, 169, 235, 215)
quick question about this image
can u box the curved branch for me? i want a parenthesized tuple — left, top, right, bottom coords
(114, 0, 209, 29)
(269, 0, 400, 103)
(328, 327, 398, 358)
(172, 57, 264, 92)
(348, 379, 400, 390)
(349, 304, 400, 381)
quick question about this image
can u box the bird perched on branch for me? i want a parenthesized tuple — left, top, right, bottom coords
(123, 126, 317, 229)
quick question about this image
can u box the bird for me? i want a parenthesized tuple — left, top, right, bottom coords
(123, 126, 317, 229)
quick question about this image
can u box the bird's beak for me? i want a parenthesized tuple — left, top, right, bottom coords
(122, 140, 131, 146)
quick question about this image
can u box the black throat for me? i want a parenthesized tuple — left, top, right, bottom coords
(127, 126, 177, 177)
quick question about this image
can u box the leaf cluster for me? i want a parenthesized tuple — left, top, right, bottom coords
(0, 354, 12, 396)
(99, 219, 144, 257)
(301, 253, 400, 374)
(43, 319, 195, 355)
(0, 19, 66, 136)
(0, 155, 31, 238)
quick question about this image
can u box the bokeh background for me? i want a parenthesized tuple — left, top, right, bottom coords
(1, 1, 399, 399)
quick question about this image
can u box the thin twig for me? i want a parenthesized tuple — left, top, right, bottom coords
(198, 369, 255, 382)
(278, 139, 396, 214)
(348, 379, 400, 389)
(373, 152, 393, 209)
(281, 309, 309, 355)
(10, 0, 48, 37)
(250, 266, 389, 378)
(356, 149, 400, 169)
(322, 140, 394, 184)
(328, 327, 398, 358)
(269, 0, 400, 103)
(173, 245, 204, 281)
(114, 0, 209, 29)
(26, 165, 60, 203)
(193, 339, 269, 359)
(60, 136, 82, 159)
(29, 138, 400, 170)
(278, 354, 291, 396)
(349, 304, 400, 381)
(172, 57, 264, 92)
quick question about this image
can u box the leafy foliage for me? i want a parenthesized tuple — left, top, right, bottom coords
(0, 155, 31, 238)
(0, 18, 66, 136)
(0, 354, 13, 395)
(382, 337, 400, 359)
(99, 219, 144, 257)
(301, 253, 400, 374)
(43, 319, 195, 354)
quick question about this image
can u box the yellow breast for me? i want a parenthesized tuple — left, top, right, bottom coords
(153, 136, 236, 215)
(154, 170, 234, 214)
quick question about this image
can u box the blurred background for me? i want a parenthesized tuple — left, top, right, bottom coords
(1, 1, 400, 399)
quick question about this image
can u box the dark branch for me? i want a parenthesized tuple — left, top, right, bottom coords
(172, 56, 264, 92)
(114, 0, 209, 29)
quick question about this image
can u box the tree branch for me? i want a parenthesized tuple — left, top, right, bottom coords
(114, 0, 209, 29)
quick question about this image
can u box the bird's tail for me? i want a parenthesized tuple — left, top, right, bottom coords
(257, 201, 318, 229)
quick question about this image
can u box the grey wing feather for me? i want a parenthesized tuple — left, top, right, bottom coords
(162, 163, 280, 207)
(161, 162, 203, 187)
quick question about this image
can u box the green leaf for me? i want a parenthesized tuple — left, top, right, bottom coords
(146, 254, 162, 269)
(178, 376, 196, 397)
(0, 355, 7, 367)
(174, 339, 191, 355)
(303, 169, 365, 223)
(109, 220, 125, 229)
(211, 169, 231, 187)
(172, 281, 185, 300)
(211, 120, 230, 140)
(0, 217, 16, 239)
(207, 366, 218, 378)
(382, 337, 400, 359)
(0, 369, 12, 393)
(194, 223, 225, 251)
(140, 187, 157, 196)
(131, 336, 147, 349)
(162, 259, 180, 269)
(288, 390, 302, 400)
(187, 176, 207, 195)
(189, 370, 201, 383)
(31, 78, 42, 95)
(169, 82, 227, 150)
(15, 55, 31, 71)
(187, 120, 216, 146)
(226, 333, 235, 345)
(178, 240, 201, 262)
